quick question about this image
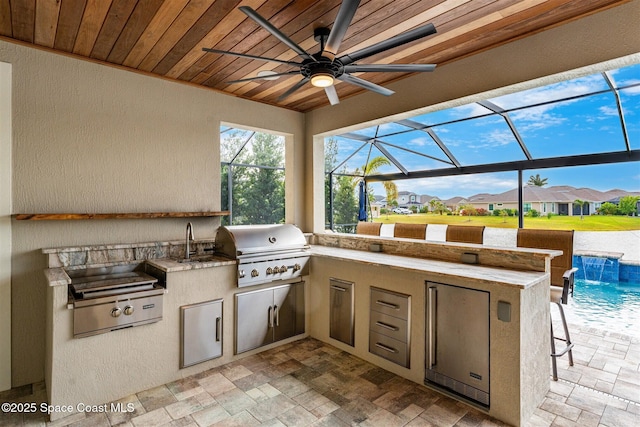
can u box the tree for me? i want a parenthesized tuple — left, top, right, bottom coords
(333, 175, 358, 232)
(430, 200, 447, 215)
(353, 156, 397, 206)
(618, 195, 640, 216)
(352, 156, 397, 222)
(233, 132, 285, 225)
(574, 199, 588, 220)
(460, 203, 476, 221)
(324, 137, 339, 226)
(598, 202, 619, 215)
(527, 174, 548, 187)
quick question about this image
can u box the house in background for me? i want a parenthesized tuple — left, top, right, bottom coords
(467, 186, 640, 216)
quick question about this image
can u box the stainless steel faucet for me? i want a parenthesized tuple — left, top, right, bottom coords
(185, 222, 195, 260)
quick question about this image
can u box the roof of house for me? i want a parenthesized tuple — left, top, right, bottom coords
(468, 186, 640, 204)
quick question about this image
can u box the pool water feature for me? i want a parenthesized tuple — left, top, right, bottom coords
(564, 278, 640, 337)
(580, 256, 607, 282)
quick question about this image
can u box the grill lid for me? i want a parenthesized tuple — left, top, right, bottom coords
(215, 224, 307, 258)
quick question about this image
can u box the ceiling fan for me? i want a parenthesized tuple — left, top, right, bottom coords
(202, 0, 437, 105)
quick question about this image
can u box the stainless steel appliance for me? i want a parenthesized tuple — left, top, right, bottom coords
(180, 299, 223, 368)
(329, 278, 354, 346)
(215, 224, 309, 287)
(425, 281, 490, 407)
(68, 263, 165, 338)
(235, 282, 304, 354)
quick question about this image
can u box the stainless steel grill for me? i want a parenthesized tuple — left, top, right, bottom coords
(68, 263, 165, 338)
(215, 224, 309, 287)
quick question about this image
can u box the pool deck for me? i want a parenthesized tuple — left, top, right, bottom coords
(537, 319, 640, 426)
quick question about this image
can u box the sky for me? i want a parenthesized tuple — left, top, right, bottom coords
(328, 63, 640, 200)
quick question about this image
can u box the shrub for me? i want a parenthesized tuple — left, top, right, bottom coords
(598, 202, 620, 215)
(525, 209, 540, 218)
(476, 208, 489, 216)
(546, 212, 554, 219)
(492, 209, 502, 216)
(380, 208, 388, 215)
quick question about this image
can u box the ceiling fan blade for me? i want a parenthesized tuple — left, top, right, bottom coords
(344, 63, 436, 73)
(227, 71, 300, 84)
(324, 85, 340, 105)
(323, 0, 361, 61)
(202, 47, 301, 66)
(338, 73, 394, 96)
(338, 23, 436, 66)
(239, 6, 316, 62)
(278, 77, 310, 101)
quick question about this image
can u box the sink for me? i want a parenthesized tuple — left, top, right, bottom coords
(176, 254, 218, 263)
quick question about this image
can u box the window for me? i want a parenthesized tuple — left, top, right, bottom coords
(524, 203, 531, 213)
(488, 204, 494, 211)
(221, 127, 285, 225)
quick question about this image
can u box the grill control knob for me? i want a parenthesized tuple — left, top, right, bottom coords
(123, 305, 134, 316)
(239, 269, 245, 278)
(251, 269, 259, 277)
(273, 265, 280, 273)
(280, 265, 287, 273)
(293, 263, 301, 272)
(266, 267, 273, 275)
(111, 307, 122, 318)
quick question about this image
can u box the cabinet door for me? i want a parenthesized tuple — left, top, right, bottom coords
(236, 289, 274, 354)
(329, 279, 354, 346)
(273, 284, 296, 342)
(181, 299, 223, 368)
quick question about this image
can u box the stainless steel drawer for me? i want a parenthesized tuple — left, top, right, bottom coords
(369, 331, 409, 367)
(370, 287, 409, 320)
(370, 310, 408, 343)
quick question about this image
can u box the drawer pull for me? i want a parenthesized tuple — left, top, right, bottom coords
(375, 321, 399, 331)
(376, 300, 399, 310)
(375, 342, 399, 353)
(330, 285, 347, 292)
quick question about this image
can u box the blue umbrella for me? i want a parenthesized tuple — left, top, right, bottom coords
(358, 180, 367, 221)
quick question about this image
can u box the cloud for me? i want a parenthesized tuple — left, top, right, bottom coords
(599, 105, 619, 116)
(372, 174, 519, 199)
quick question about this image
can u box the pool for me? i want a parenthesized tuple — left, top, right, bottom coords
(563, 279, 640, 337)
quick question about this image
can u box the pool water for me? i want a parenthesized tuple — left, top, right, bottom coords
(564, 279, 640, 337)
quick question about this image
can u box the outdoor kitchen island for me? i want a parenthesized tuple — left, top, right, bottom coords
(307, 232, 559, 427)
(42, 232, 559, 426)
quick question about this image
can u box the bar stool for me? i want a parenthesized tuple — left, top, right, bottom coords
(356, 222, 382, 236)
(517, 228, 577, 380)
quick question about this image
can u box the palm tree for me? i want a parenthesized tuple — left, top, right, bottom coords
(353, 156, 398, 218)
(527, 174, 548, 186)
(574, 199, 588, 220)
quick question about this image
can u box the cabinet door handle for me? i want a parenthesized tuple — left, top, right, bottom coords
(376, 300, 399, 310)
(375, 321, 399, 331)
(330, 285, 347, 292)
(268, 306, 274, 328)
(375, 342, 399, 353)
(215, 317, 221, 342)
(427, 286, 437, 368)
(274, 305, 280, 327)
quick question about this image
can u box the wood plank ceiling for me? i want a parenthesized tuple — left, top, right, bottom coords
(0, 0, 630, 112)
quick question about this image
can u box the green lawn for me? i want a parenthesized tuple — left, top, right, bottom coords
(374, 213, 640, 231)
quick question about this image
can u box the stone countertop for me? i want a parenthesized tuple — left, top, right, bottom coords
(311, 245, 548, 289)
(146, 255, 236, 272)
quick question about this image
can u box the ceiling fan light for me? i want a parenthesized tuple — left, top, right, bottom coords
(310, 73, 334, 88)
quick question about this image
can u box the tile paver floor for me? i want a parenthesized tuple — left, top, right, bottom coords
(1, 325, 638, 427)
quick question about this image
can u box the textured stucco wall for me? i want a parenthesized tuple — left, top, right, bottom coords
(0, 61, 11, 392)
(0, 40, 304, 387)
(304, 0, 640, 232)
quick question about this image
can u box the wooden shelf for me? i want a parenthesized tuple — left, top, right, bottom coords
(13, 211, 230, 221)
